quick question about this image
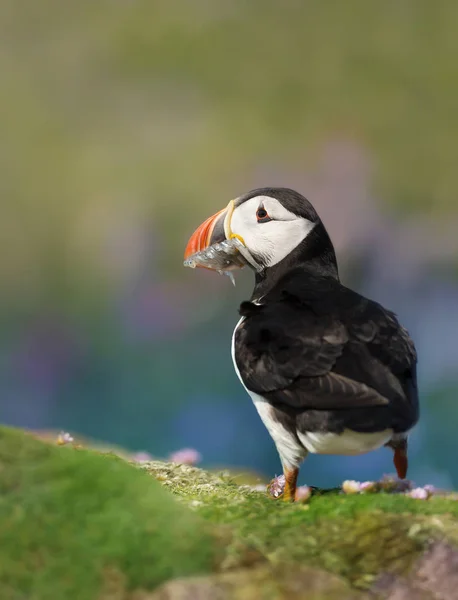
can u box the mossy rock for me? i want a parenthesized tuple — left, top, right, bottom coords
(0, 427, 221, 599)
(2, 426, 458, 599)
(151, 564, 366, 600)
(141, 461, 458, 596)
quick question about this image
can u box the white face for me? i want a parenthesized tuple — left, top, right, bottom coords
(227, 195, 316, 268)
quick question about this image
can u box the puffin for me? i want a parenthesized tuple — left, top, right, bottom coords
(184, 188, 419, 501)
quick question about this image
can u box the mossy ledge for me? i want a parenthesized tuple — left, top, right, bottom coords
(1, 426, 458, 600)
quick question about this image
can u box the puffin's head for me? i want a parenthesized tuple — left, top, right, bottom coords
(184, 187, 337, 276)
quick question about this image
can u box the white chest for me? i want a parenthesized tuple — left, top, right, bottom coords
(231, 317, 246, 386)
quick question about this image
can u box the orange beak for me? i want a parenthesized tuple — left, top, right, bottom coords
(184, 206, 228, 261)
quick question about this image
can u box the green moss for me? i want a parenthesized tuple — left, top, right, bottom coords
(0, 427, 219, 600)
(141, 461, 458, 589)
(2, 428, 458, 599)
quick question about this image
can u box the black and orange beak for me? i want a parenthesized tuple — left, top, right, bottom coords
(184, 200, 245, 266)
(184, 206, 228, 261)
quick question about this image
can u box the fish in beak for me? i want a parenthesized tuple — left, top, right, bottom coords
(183, 200, 260, 283)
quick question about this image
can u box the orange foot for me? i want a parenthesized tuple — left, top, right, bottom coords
(393, 446, 408, 479)
(385, 437, 409, 480)
(267, 468, 312, 502)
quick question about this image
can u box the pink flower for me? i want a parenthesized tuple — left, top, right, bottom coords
(360, 481, 379, 493)
(295, 485, 312, 502)
(407, 487, 430, 500)
(168, 448, 202, 465)
(267, 474, 286, 498)
(133, 451, 153, 463)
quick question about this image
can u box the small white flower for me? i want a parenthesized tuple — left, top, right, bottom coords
(57, 431, 74, 445)
(342, 480, 361, 494)
(407, 487, 429, 500)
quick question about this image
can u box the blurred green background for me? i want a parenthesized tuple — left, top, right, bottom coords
(1, 0, 458, 488)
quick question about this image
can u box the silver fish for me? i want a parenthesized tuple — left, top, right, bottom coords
(183, 238, 262, 286)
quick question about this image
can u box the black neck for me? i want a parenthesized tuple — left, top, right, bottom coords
(251, 222, 339, 300)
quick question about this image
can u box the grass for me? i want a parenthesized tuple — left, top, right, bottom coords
(142, 461, 458, 589)
(1, 425, 458, 599)
(0, 427, 219, 600)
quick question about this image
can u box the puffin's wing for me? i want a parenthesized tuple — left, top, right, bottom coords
(235, 300, 387, 409)
(235, 283, 417, 412)
(346, 297, 418, 415)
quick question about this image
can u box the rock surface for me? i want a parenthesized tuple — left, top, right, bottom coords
(2, 426, 458, 599)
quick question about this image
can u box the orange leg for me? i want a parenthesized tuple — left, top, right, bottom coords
(393, 446, 408, 479)
(268, 468, 299, 501)
(283, 467, 299, 502)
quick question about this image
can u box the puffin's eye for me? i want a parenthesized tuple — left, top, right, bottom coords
(256, 207, 272, 223)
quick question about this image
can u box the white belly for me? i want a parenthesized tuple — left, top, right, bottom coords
(297, 428, 393, 455)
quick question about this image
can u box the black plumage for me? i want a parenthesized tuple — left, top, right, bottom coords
(235, 268, 418, 436)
